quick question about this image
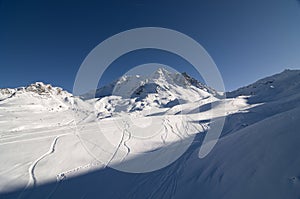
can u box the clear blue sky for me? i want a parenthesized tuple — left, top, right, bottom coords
(1, 0, 300, 92)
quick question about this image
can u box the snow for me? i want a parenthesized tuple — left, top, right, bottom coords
(0, 68, 300, 198)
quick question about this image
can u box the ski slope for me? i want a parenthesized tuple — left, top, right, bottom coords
(1, 69, 300, 199)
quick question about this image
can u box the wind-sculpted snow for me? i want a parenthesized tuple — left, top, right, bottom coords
(0, 69, 300, 199)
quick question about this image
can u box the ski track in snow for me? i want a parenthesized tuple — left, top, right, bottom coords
(122, 121, 131, 161)
(105, 124, 126, 167)
(56, 162, 103, 182)
(123, 129, 131, 161)
(0, 126, 68, 142)
(161, 120, 168, 144)
(28, 135, 64, 187)
(2, 69, 299, 199)
(105, 119, 132, 165)
(0, 133, 72, 146)
(165, 118, 183, 140)
(0, 163, 25, 176)
(18, 134, 66, 199)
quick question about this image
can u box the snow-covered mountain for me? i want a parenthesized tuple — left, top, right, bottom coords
(82, 68, 220, 119)
(1, 69, 300, 199)
(0, 82, 71, 101)
(83, 68, 218, 100)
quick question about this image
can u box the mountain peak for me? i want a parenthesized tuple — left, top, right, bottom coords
(149, 67, 173, 81)
(23, 82, 67, 96)
(153, 67, 170, 75)
(81, 67, 218, 100)
(0, 82, 71, 101)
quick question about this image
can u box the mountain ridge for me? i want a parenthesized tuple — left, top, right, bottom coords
(1, 68, 300, 199)
(81, 68, 219, 100)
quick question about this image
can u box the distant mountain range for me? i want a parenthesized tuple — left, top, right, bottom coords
(1, 68, 300, 199)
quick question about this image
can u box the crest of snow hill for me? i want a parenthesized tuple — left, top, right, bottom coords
(227, 69, 300, 102)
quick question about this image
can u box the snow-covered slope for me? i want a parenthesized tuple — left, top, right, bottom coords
(0, 69, 300, 199)
(0, 82, 95, 133)
(223, 69, 300, 135)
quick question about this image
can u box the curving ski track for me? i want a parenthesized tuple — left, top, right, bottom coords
(18, 134, 66, 199)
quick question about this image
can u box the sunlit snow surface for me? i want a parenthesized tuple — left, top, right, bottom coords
(1, 69, 300, 199)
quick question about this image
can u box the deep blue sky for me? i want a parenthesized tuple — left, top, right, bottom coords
(1, 0, 300, 92)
